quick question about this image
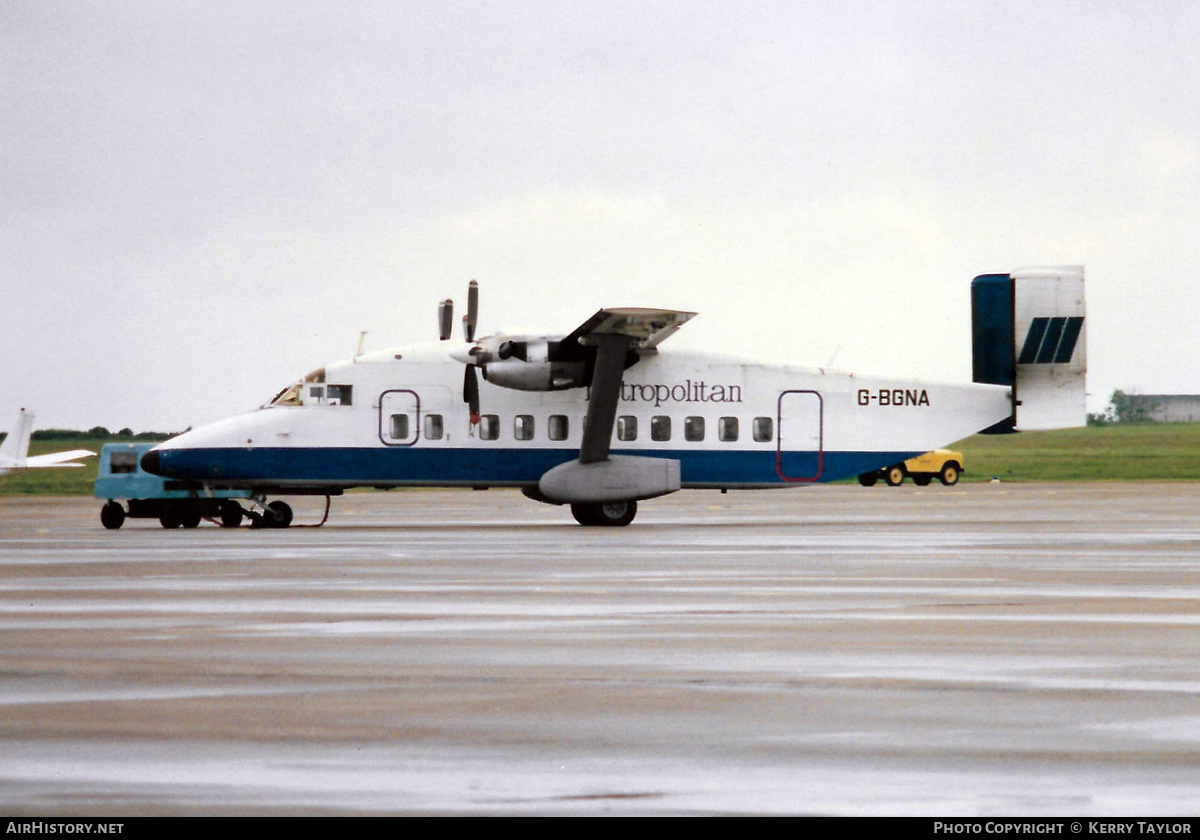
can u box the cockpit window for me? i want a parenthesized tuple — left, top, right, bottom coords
(327, 385, 352, 405)
(268, 381, 303, 406)
(266, 370, 347, 407)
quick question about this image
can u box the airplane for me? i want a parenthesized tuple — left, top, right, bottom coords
(137, 266, 1086, 528)
(0, 409, 95, 476)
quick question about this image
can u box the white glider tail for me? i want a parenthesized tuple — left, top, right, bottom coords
(0, 409, 95, 476)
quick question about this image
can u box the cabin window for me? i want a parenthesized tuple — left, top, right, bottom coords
(424, 414, 444, 440)
(479, 414, 499, 440)
(753, 416, 773, 442)
(514, 415, 535, 441)
(389, 414, 409, 440)
(617, 415, 637, 441)
(685, 416, 705, 442)
(327, 384, 353, 406)
(110, 450, 138, 474)
(307, 385, 325, 403)
(719, 417, 739, 442)
(650, 416, 671, 441)
(549, 414, 569, 441)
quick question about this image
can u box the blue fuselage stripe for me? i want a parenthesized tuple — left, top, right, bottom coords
(156, 446, 919, 488)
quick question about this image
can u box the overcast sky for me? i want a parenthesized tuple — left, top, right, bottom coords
(4, 0, 1198, 432)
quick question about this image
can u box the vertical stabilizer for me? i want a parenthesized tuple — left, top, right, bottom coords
(0, 409, 35, 468)
(972, 267, 1087, 432)
(1013, 266, 1087, 430)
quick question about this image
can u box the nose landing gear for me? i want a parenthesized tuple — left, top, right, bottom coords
(247, 500, 294, 529)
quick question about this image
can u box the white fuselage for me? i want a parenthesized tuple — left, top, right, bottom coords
(149, 342, 1013, 491)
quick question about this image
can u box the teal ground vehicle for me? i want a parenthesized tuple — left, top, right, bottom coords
(94, 443, 255, 529)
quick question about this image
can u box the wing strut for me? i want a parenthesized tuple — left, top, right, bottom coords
(578, 333, 634, 464)
(536, 323, 682, 506)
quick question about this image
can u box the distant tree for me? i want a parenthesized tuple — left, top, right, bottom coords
(133, 431, 174, 441)
(86, 426, 111, 438)
(117, 428, 133, 437)
(1088, 389, 1158, 425)
(32, 429, 84, 440)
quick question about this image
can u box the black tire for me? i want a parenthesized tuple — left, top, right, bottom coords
(266, 500, 293, 528)
(858, 472, 879, 487)
(570, 503, 598, 526)
(100, 501, 125, 530)
(181, 506, 202, 529)
(571, 500, 637, 527)
(939, 462, 961, 486)
(159, 506, 182, 529)
(219, 500, 244, 528)
(912, 475, 932, 486)
(884, 466, 905, 486)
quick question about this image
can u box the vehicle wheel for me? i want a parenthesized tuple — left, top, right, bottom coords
(571, 500, 637, 527)
(266, 500, 293, 528)
(181, 506, 202, 528)
(100, 501, 125, 530)
(912, 475, 932, 486)
(939, 462, 961, 486)
(884, 466, 905, 486)
(159, 506, 182, 529)
(857, 472, 879, 487)
(219, 500, 244, 528)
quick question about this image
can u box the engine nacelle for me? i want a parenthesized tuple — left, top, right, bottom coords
(480, 358, 588, 391)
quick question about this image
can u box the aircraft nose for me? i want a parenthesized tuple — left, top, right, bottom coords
(140, 449, 162, 475)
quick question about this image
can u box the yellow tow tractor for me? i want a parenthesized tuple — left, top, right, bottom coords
(858, 449, 964, 487)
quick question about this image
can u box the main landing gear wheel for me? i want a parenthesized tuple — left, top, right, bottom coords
(884, 466, 906, 486)
(100, 501, 125, 530)
(912, 475, 932, 486)
(857, 473, 879, 487)
(571, 500, 637, 527)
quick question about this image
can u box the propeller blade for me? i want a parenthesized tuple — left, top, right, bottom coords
(463, 365, 481, 425)
(438, 299, 453, 341)
(465, 280, 479, 342)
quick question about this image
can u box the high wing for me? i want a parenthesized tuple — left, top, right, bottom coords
(558, 307, 696, 355)
(443, 283, 694, 425)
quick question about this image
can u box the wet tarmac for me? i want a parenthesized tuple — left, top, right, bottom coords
(2, 483, 1200, 815)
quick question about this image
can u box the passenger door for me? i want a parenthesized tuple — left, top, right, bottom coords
(379, 389, 420, 446)
(776, 390, 823, 481)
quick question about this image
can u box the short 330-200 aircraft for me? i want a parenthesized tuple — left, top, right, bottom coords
(139, 266, 1086, 527)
